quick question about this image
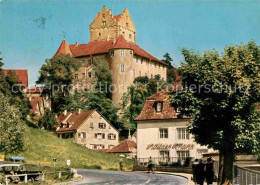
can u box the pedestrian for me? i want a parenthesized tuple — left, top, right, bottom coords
(205, 157, 215, 185)
(192, 159, 199, 183)
(119, 158, 123, 171)
(194, 159, 205, 185)
(147, 156, 154, 173)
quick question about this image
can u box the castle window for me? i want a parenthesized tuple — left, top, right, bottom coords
(139, 71, 141, 77)
(120, 50, 125, 56)
(159, 128, 168, 138)
(122, 31, 125, 36)
(126, 22, 129, 27)
(102, 21, 106, 26)
(88, 72, 92, 78)
(99, 32, 101, 36)
(121, 64, 125, 72)
(129, 34, 131, 39)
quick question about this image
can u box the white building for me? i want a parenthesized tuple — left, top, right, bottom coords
(135, 91, 212, 165)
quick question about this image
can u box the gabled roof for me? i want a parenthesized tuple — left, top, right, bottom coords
(53, 35, 166, 65)
(53, 39, 73, 57)
(57, 110, 95, 132)
(2, 69, 28, 87)
(107, 139, 136, 153)
(135, 90, 179, 121)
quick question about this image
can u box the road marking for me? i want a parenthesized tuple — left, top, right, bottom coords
(145, 179, 151, 184)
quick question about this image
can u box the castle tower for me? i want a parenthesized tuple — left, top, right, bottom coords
(89, 6, 136, 44)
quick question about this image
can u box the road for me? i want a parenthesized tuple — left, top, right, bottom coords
(75, 169, 188, 185)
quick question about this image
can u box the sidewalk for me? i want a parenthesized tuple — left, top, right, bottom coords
(154, 171, 217, 185)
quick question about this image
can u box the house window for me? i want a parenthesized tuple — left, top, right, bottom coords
(102, 21, 106, 26)
(97, 144, 105, 149)
(99, 123, 106, 129)
(88, 72, 92, 78)
(156, 102, 163, 112)
(79, 132, 86, 139)
(159, 128, 168, 138)
(160, 151, 169, 159)
(90, 122, 94, 128)
(95, 133, 105, 139)
(177, 128, 189, 140)
(108, 133, 116, 140)
(121, 64, 125, 72)
(130, 50, 133, 56)
(109, 145, 115, 149)
(139, 71, 141, 77)
(177, 151, 190, 160)
(120, 50, 125, 56)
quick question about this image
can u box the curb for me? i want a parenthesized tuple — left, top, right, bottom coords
(153, 171, 192, 185)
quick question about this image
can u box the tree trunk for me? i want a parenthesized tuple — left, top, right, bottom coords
(218, 149, 234, 185)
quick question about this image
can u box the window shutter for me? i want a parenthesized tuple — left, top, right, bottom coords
(102, 133, 105, 139)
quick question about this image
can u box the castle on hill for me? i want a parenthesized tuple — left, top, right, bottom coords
(54, 5, 167, 106)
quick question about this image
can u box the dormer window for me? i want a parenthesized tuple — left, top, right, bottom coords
(155, 102, 163, 112)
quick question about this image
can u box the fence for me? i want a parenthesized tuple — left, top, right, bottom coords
(4, 171, 68, 185)
(135, 157, 194, 167)
(233, 165, 260, 185)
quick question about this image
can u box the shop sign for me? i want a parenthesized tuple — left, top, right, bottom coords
(146, 143, 194, 150)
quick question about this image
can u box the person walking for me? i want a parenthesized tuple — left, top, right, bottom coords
(119, 158, 123, 171)
(192, 159, 199, 184)
(205, 157, 215, 185)
(194, 159, 205, 185)
(147, 156, 154, 173)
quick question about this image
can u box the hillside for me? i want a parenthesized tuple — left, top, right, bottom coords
(6, 124, 133, 171)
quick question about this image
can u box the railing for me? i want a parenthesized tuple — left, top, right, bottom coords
(4, 171, 68, 185)
(233, 165, 260, 185)
(135, 157, 194, 167)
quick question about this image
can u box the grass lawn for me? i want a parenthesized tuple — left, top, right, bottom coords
(4, 124, 134, 171)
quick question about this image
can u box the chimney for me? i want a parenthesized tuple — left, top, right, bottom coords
(64, 110, 67, 116)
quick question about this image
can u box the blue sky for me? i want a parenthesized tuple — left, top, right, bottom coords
(0, 0, 259, 85)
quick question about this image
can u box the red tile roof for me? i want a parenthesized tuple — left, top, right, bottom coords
(107, 139, 136, 153)
(53, 35, 166, 65)
(26, 87, 42, 94)
(56, 110, 95, 132)
(53, 39, 73, 57)
(113, 15, 121, 22)
(135, 90, 179, 121)
(2, 69, 28, 87)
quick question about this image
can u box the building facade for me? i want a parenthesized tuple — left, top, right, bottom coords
(135, 91, 212, 165)
(53, 6, 167, 106)
(56, 109, 119, 150)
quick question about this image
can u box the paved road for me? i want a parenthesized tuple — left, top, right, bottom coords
(75, 169, 188, 185)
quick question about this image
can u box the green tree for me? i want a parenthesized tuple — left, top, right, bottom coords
(38, 109, 58, 131)
(170, 41, 260, 185)
(121, 75, 167, 130)
(0, 92, 25, 155)
(162, 53, 176, 84)
(37, 54, 81, 113)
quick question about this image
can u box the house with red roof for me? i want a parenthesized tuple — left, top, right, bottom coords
(56, 109, 119, 150)
(107, 139, 137, 158)
(53, 6, 167, 106)
(2, 69, 28, 87)
(135, 90, 213, 165)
